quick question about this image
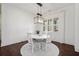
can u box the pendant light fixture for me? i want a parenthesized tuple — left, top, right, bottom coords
(34, 3, 44, 24)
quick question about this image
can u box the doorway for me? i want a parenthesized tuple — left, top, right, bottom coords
(52, 11, 65, 43)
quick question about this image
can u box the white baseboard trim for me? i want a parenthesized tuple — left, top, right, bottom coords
(75, 47, 79, 52)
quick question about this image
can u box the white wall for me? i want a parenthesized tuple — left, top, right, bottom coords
(0, 13, 1, 36)
(0, 4, 1, 41)
(52, 11, 65, 43)
(75, 4, 79, 52)
(60, 5, 75, 45)
(45, 4, 75, 45)
(0, 13, 1, 42)
(1, 4, 76, 47)
(64, 5, 75, 45)
(1, 4, 34, 46)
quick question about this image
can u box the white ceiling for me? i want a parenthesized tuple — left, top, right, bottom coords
(10, 3, 74, 15)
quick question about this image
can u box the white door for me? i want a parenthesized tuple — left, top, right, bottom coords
(52, 11, 65, 43)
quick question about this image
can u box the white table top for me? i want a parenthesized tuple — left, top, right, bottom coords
(31, 34, 50, 39)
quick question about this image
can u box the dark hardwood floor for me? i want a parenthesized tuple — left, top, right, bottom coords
(51, 41, 79, 56)
(0, 40, 79, 56)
